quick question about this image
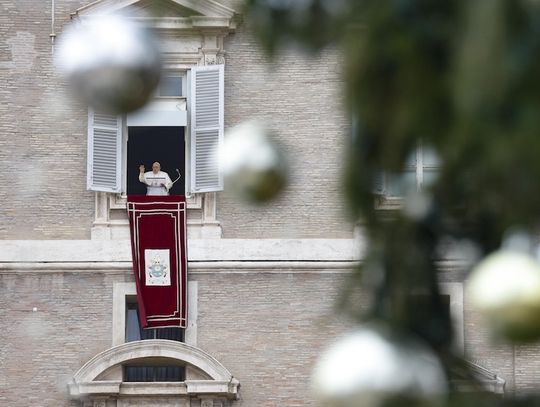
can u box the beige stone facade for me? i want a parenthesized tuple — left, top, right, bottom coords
(0, 1, 536, 406)
(0, 240, 358, 406)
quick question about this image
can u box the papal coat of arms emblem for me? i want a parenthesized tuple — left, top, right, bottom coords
(144, 249, 171, 286)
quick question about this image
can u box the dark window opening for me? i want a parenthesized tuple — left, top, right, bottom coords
(127, 126, 185, 195)
(124, 365, 185, 382)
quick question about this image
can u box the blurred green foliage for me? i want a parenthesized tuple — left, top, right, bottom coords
(244, 0, 540, 402)
(245, 0, 540, 246)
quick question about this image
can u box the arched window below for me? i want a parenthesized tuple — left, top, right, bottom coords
(68, 340, 239, 407)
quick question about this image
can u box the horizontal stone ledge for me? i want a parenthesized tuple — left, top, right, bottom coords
(118, 382, 188, 396)
(69, 381, 122, 396)
(69, 380, 239, 398)
(0, 238, 364, 262)
(0, 260, 360, 273)
(0, 240, 473, 271)
(0, 260, 470, 274)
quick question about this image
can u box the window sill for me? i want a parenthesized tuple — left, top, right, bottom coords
(93, 192, 222, 240)
(113, 193, 202, 210)
(69, 379, 239, 399)
(374, 195, 404, 211)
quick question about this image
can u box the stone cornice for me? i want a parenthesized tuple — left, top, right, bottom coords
(75, 15, 238, 33)
(74, 0, 237, 19)
(0, 238, 474, 274)
(0, 261, 358, 273)
(72, 0, 239, 33)
(0, 239, 363, 263)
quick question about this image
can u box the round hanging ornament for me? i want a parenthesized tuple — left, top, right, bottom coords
(312, 325, 447, 407)
(56, 14, 162, 114)
(468, 250, 540, 342)
(220, 120, 288, 203)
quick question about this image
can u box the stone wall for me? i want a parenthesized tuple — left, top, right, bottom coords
(0, 270, 121, 406)
(219, 23, 352, 239)
(0, 267, 356, 407)
(0, 0, 94, 239)
(0, 0, 352, 240)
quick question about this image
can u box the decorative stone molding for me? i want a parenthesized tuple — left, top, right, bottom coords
(74, 0, 239, 27)
(72, 340, 234, 383)
(69, 340, 239, 405)
(91, 192, 209, 240)
(73, 0, 238, 72)
(452, 360, 506, 395)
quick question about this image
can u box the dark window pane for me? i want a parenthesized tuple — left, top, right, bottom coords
(126, 301, 185, 342)
(124, 366, 185, 382)
(156, 327, 184, 341)
(140, 328, 155, 340)
(126, 308, 141, 342)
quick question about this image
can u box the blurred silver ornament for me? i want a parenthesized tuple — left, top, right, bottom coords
(467, 250, 540, 342)
(403, 190, 432, 221)
(56, 14, 161, 114)
(220, 120, 287, 203)
(312, 326, 447, 407)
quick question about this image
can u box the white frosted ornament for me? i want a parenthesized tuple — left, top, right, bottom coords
(56, 14, 161, 114)
(468, 250, 540, 342)
(220, 120, 287, 203)
(312, 326, 447, 407)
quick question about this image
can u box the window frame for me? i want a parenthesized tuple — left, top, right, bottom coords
(123, 364, 186, 382)
(87, 65, 225, 196)
(375, 140, 441, 209)
(112, 282, 198, 347)
(124, 298, 186, 382)
(156, 71, 187, 98)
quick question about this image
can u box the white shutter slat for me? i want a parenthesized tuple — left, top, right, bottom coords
(190, 64, 224, 193)
(194, 129, 220, 189)
(87, 109, 123, 192)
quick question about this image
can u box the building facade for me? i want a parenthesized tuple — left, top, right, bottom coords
(0, 1, 534, 406)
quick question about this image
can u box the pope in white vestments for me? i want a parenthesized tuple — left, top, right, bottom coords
(139, 162, 173, 196)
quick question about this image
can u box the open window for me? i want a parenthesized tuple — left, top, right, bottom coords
(87, 65, 224, 196)
(126, 126, 186, 195)
(77, 0, 237, 239)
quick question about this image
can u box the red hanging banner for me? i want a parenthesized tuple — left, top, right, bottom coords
(127, 195, 187, 328)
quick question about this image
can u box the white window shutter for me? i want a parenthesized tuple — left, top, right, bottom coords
(87, 109, 123, 192)
(189, 64, 224, 193)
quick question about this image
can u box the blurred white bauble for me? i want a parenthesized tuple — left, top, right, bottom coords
(312, 326, 447, 407)
(220, 120, 287, 203)
(56, 14, 161, 114)
(467, 250, 540, 342)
